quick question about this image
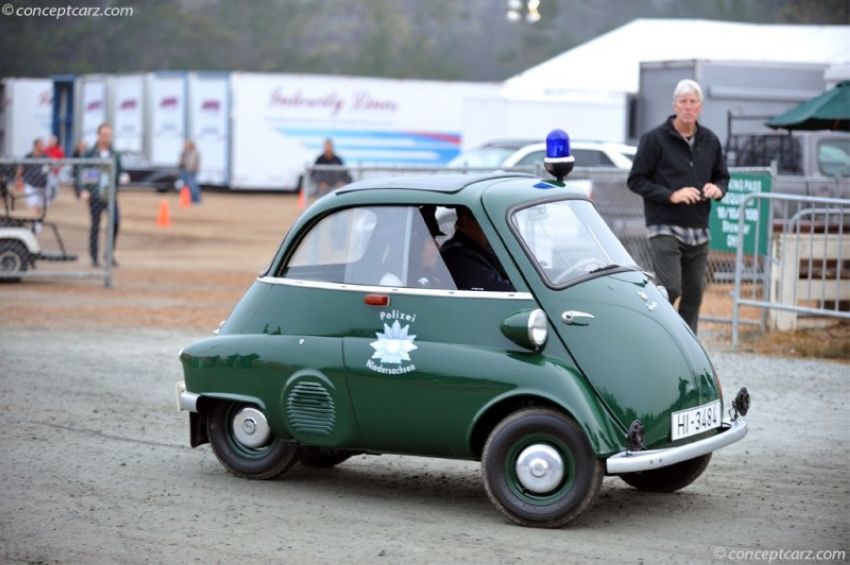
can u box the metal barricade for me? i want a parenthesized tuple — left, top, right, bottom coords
(0, 157, 117, 287)
(732, 193, 849, 347)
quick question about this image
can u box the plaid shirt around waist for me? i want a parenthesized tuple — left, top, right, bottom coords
(647, 224, 710, 246)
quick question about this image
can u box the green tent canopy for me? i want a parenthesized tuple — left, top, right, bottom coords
(766, 80, 850, 132)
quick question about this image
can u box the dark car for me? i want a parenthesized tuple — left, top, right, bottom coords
(120, 151, 180, 193)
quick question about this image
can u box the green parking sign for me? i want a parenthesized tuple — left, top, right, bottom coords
(709, 172, 772, 256)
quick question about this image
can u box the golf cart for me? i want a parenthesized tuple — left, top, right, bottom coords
(0, 167, 77, 280)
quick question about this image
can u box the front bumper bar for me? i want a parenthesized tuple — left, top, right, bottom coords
(175, 382, 200, 412)
(606, 418, 748, 474)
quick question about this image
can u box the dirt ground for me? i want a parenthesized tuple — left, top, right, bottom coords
(1, 188, 848, 563)
(2, 188, 301, 331)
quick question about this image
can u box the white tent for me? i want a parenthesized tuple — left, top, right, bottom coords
(503, 19, 850, 99)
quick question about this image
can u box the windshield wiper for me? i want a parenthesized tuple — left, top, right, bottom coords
(587, 263, 624, 274)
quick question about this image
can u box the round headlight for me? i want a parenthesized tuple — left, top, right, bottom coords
(527, 308, 548, 348)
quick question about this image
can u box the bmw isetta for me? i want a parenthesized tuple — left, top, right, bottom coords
(176, 133, 750, 528)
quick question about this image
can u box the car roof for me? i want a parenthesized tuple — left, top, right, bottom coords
(336, 172, 536, 194)
(481, 139, 539, 150)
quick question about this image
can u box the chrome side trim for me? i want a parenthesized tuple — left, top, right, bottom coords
(257, 276, 534, 301)
(606, 418, 748, 474)
(175, 381, 200, 413)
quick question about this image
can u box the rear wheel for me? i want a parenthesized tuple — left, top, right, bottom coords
(206, 401, 298, 480)
(619, 454, 711, 492)
(482, 408, 603, 528)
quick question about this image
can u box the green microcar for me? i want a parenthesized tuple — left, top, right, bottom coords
(177, 172, 750, 528)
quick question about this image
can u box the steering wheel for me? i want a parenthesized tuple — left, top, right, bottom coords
(551, 258, 601, 285)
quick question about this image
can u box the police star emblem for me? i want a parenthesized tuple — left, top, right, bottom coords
(370, 320, 418, 365)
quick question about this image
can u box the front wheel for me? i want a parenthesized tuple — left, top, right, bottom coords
(0, 240, 29, 277)
(619, 453, 711, 492)
(206, 401, 298, 480)
(482, 408, 603, 528)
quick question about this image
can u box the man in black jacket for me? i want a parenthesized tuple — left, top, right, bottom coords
(627, 79, 729, 334)
(311, 138, 351, 196)
(441, 207, 514, 292)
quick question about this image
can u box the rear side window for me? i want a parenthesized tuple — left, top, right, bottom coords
(280, 206, 457, 290)
(726, 134, 802, 174)
(282, 206, 390, 285)
(572, 149, 615, 167)
(514, 150, 546, 167)
(818, 139, 850, 177)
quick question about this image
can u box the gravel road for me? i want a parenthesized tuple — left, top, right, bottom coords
(1, 328, 847, 564)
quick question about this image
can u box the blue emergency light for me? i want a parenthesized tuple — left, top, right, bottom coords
(543, 129, 575, 182)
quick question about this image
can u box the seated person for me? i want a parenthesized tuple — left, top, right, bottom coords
(440, 207, 515, 292)
(408, 211, 455, 289)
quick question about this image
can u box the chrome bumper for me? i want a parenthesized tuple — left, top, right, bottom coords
(175, 381, 200, 413)
(606, 418, 748, 474)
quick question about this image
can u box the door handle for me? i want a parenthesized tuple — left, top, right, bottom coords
(561, 310, 594, 325)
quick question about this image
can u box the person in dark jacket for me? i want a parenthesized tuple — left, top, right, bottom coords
(441, 207, 514, 292)
(81, 123, 122, 267)
(627, 79, 729, 334)
(311, 138, 351, 196)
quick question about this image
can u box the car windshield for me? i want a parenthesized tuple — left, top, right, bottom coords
(512, 199, 638, 287)
(447, 147, 516, 168)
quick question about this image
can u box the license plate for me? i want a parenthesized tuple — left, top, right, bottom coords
(671, 400, 721, 441)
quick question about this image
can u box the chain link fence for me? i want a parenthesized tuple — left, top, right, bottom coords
(0, 157, 117, 286)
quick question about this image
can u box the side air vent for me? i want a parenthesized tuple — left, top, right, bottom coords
(286, 381, 336, 436)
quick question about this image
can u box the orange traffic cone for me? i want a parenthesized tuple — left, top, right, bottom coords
(157, 200, 171, 227)
(297, 185, 306, 211)
(179, 185, 191, 208)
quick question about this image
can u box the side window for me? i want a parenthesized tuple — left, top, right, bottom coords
(818, 139, 850, 177)
(281, 205, 461, 290)
(572, 149, 615, 167)
(282, 206, 404, 285)
(514, 150, 546, 167)
(406, 206, 457, 290)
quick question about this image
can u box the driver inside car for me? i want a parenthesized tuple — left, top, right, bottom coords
(440, 207, 515, 292)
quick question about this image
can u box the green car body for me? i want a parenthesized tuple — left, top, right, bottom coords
(177, 172, 749, 528)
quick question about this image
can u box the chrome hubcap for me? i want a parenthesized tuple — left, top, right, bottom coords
(232, 407, 270, 448)
(0, 251, 21, 272)
(515, 444, 564, 493)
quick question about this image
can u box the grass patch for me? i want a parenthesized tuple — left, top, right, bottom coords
(739, 320, 850, 362)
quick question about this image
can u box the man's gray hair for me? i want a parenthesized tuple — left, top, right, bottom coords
(673, 79, 703, 102)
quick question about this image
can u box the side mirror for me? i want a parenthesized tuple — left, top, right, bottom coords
(501, 308, 548, 351)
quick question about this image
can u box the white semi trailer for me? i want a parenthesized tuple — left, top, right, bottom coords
(0, 78, 54, 157)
